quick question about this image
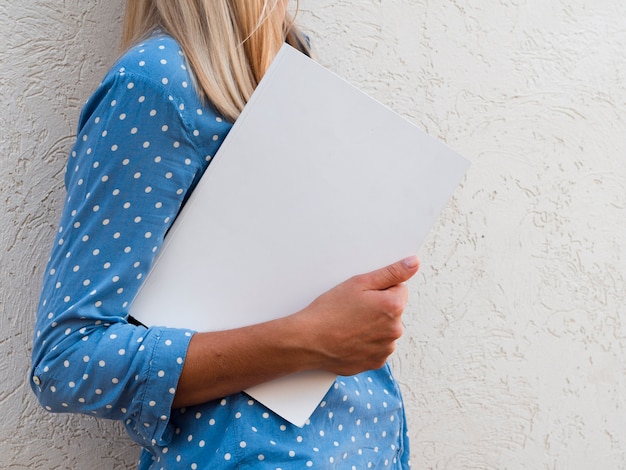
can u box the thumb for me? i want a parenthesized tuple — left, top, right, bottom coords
(361, 256, 419, 291)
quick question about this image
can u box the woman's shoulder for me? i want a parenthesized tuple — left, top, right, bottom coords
(111, 32, 190, 87)
(77, 32, 209, 134)
(84, 32, 203, 118)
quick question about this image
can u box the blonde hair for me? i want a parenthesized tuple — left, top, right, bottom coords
(122, 0, 309, 122)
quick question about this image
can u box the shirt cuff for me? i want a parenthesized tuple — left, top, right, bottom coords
(128, 327, 195, 446)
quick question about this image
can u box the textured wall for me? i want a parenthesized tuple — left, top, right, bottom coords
(3, 0, 626, 468)
(1, 1, 140, 468)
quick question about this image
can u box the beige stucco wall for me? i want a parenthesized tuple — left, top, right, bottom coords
(3, 0, 626, 468)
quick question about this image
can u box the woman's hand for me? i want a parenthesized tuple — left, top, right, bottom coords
(295, 256, 420, 376)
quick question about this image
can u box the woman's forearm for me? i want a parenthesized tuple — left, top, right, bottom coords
(173, 314, 315, 408)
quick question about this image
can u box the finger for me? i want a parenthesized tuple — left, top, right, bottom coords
(361, 256, 419, 291)
(373, 283, 409, 315)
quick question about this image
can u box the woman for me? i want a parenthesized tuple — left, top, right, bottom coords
(30, 1, 419, 468)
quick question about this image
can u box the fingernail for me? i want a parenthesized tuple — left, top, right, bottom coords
(402, 256, 419, 269)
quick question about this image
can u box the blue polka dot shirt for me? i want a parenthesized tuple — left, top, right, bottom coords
(30, 33, 411, 469)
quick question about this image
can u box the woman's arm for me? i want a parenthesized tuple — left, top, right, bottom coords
(30, 40, 231, 446)
(173, 256, 419, 408)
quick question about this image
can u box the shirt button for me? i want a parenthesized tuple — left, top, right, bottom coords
(32, 376, 41, 386)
